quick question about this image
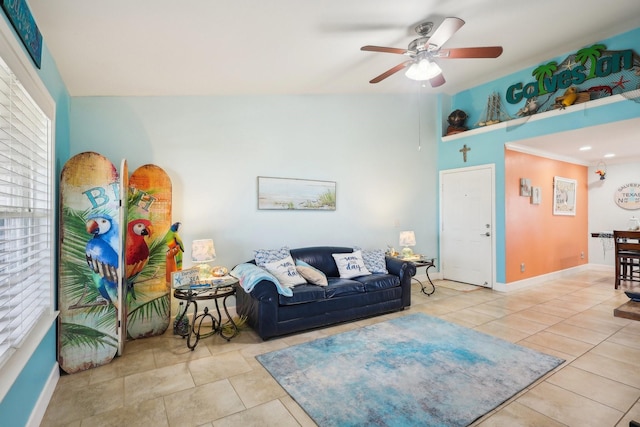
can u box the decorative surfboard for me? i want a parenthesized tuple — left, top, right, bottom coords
(126, 164, 173, 339)
(58, 151, 123, 373)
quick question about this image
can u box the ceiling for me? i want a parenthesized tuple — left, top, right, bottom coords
(508, 116, 640, 166)
(26, 0, 640, 164)
(27, 0, 640, 97)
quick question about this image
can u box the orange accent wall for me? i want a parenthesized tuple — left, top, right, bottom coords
(505, 149, 588, 283)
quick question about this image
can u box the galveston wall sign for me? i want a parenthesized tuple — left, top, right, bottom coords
(615, 183, 640, 210)
(506, 44, 637, 104)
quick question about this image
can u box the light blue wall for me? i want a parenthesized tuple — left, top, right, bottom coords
(0, 329, 57, 427)
(437, 27, 640, 283)
(0, 35, 71, 427)
(69, 94, 440, 272)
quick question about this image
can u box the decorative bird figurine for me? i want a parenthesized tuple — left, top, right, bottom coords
(163, 222, 184, 270)
(85, 214, 119, 308)
(125, 218, 153, 298)
(553, 87, 578, 109)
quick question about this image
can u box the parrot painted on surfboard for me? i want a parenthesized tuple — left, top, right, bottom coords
(163, 222, 184, 269)
(126, 218, 153, 299)
(85, 214, 119, 308)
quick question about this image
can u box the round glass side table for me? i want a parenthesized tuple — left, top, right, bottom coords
(173, 276, 239, 351)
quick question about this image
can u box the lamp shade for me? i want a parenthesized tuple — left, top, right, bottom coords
(405, 59, 442, 81)
(399, 231, 416, 247)
(191, 239, 216, 263)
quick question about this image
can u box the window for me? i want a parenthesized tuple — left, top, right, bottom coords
(0, 53, 53, 365)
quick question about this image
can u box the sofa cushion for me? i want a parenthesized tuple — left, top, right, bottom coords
(290, 246, 353, 277)
(332, 250, 371, 279)
(277, 288, 403, 323)
(278, 284, 327, 305)
(357, 248, 389, 274)
(295, 260, 328, 286)
(263, 255, 306, 287)
(355, 273, 400, 292)
(325, 277, 366, 298)
(254, 246, 291, 267)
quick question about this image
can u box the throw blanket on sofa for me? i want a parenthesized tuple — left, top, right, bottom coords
(231, 263, 293, 297)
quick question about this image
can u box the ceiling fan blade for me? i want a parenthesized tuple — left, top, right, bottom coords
(437, 46, 503, 59)
(429, 74, 446, 88)
(369, 61, 412, 83)
(361, 45, 408, 55)
(428, 17, 465, 49)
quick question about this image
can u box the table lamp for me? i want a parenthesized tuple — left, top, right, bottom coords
(191, 239, 216, 279)
(399, 231, 416, 258)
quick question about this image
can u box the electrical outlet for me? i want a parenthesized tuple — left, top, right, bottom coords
(520, 263, 525, 272)
(580, 251, 584, 259)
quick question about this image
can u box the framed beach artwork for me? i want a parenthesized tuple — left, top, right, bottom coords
(258, 176, 336, 210)
(553, 176, 577, 216)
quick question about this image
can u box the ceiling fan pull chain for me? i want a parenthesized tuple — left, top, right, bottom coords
(417, 84, 422, 151)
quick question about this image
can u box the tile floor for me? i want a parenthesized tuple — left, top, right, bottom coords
(41, 269, 640, 426)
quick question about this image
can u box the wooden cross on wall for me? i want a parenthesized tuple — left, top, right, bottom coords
(459, 144, 471, 162)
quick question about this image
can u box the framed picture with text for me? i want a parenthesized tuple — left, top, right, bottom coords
(553, 176, 576, 216)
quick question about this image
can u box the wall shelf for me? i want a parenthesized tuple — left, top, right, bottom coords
(441, 93, 634, 143)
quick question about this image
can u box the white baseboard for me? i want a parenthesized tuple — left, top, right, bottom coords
(493, 264, 601, 292)
(27, 362, 59, 427)
(421, 263, 612, 293)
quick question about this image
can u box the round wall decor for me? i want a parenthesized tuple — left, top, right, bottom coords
(614, 183, 640, 210)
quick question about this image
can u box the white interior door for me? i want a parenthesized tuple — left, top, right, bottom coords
(440, 165, 494, 287)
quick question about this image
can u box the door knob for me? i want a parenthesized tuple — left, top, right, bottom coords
(480, 232, 490, 236)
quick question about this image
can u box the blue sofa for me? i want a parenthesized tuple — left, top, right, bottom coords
(234, 246, 416, 340)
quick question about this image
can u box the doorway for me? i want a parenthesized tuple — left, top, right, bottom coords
(439, 164, 495, 288)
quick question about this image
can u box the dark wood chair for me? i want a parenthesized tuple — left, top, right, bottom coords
(614, 230, 640, 289)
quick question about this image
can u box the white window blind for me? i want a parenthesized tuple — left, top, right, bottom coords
(0, 54, 52, 365)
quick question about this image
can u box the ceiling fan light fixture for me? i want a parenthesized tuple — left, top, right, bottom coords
(405, 58, 442, 81)
(362, 17, 501, 85)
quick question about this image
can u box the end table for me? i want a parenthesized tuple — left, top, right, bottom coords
(400, 257, 436, 296)
(173, 276, 239, 351)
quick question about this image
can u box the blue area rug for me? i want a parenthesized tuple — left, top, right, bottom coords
(257, 313, 564, 426)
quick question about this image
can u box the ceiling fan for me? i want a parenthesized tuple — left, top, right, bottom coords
(361, 17, 503, 87)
